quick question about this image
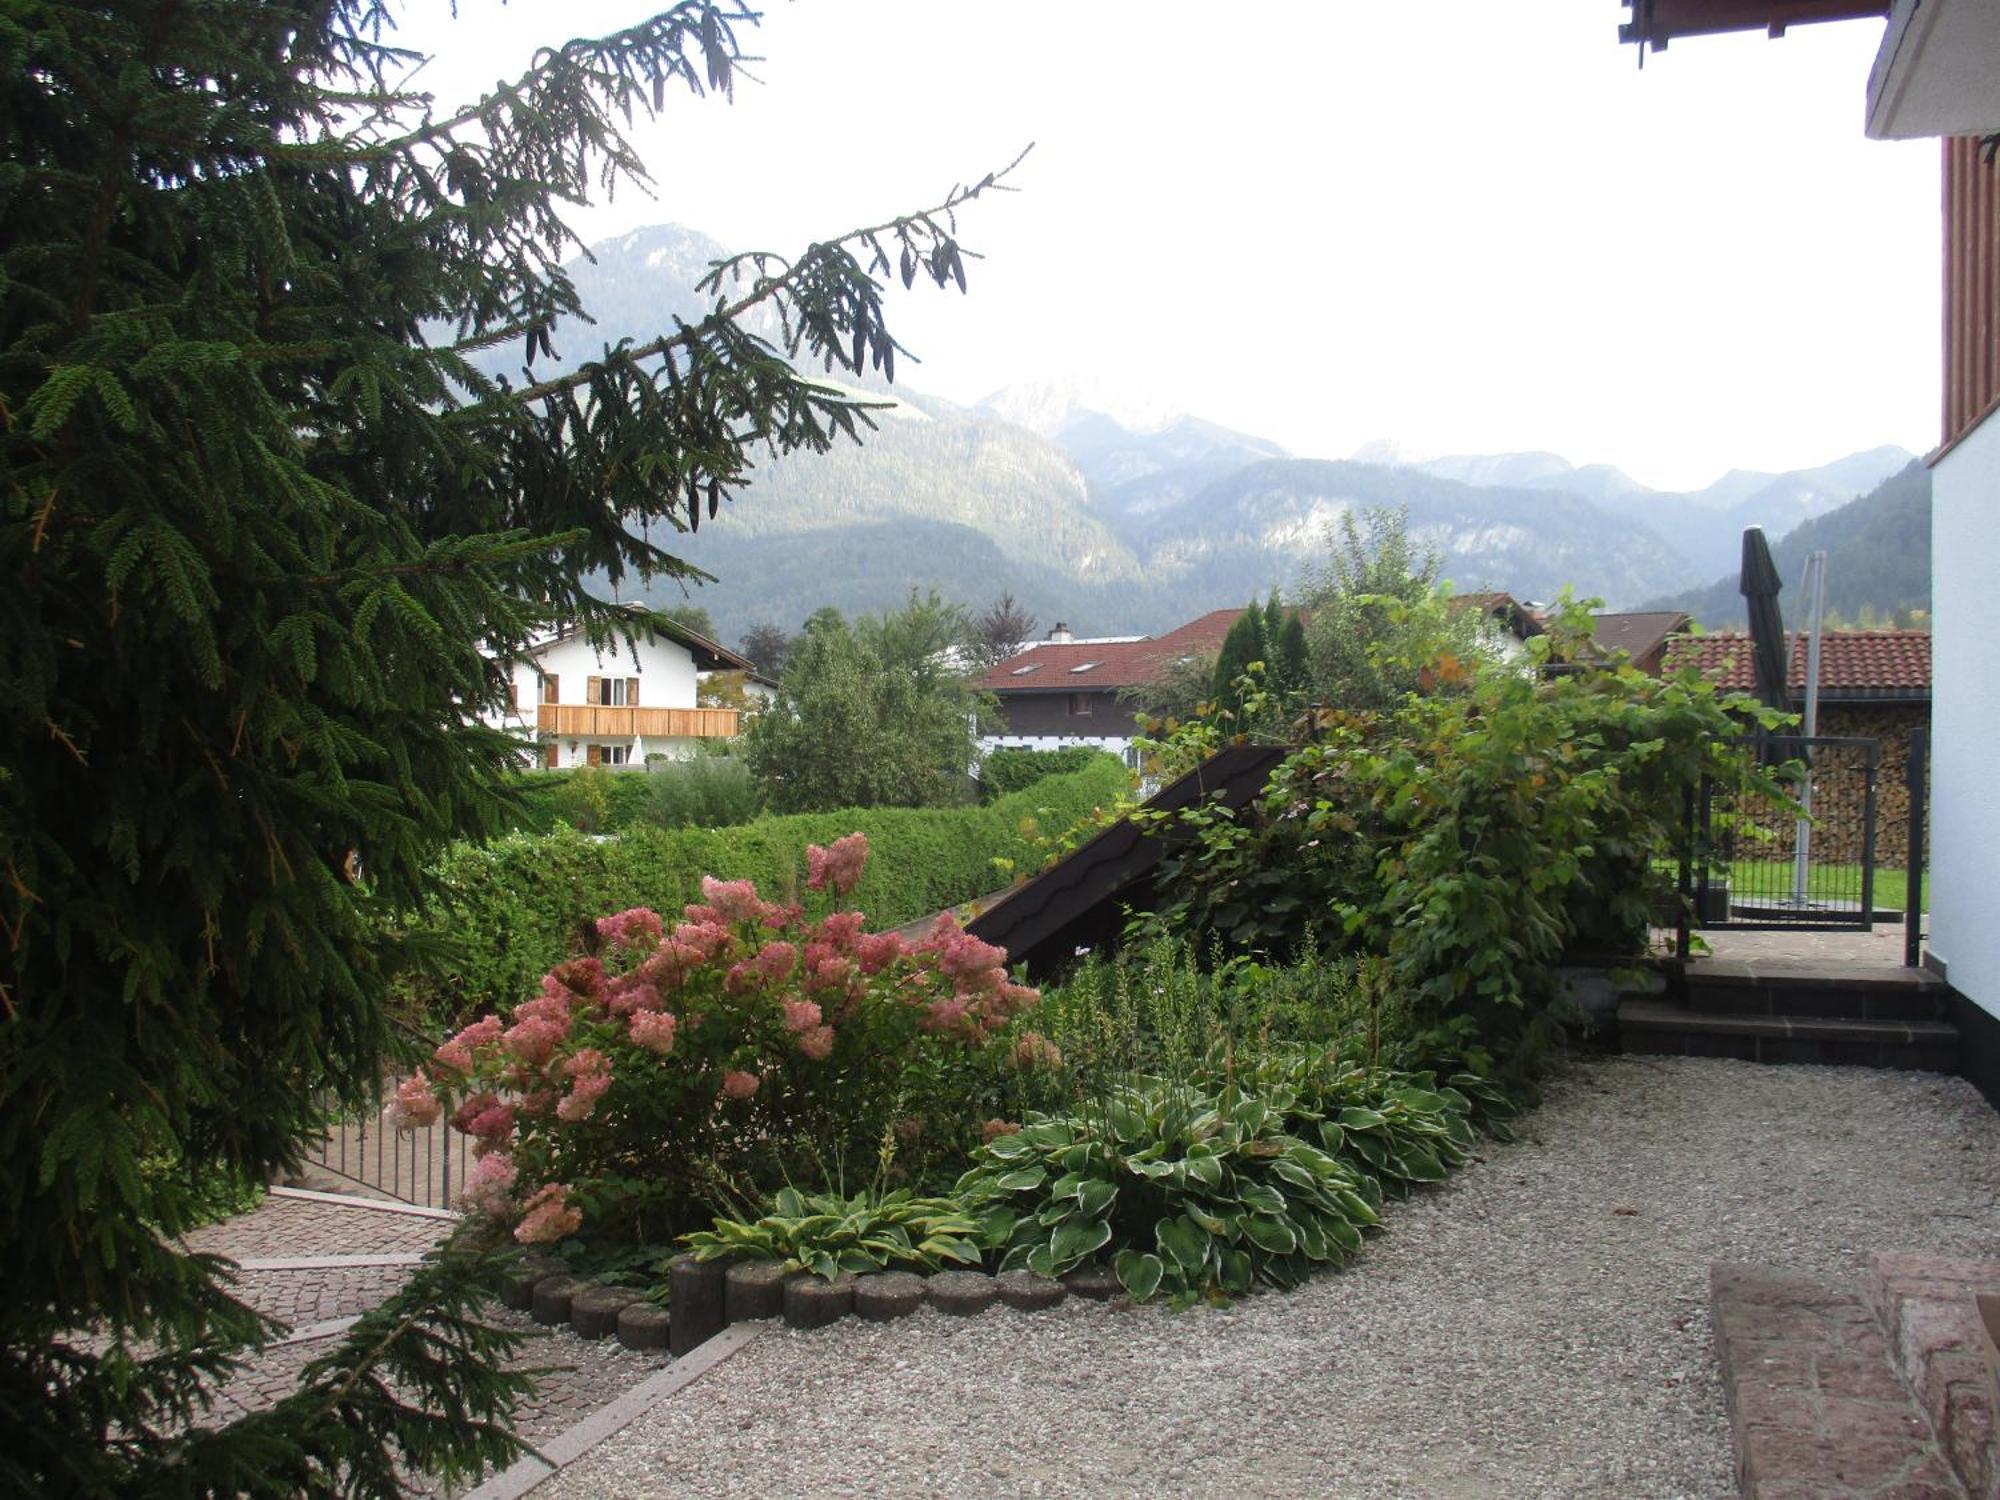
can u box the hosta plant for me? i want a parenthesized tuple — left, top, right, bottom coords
(959, 1079, 1380, 1306)
(680, 1186, 984, 1280)
(1237, 1053, 1480, 1196)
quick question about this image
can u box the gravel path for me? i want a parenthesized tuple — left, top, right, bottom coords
(537, 1057, 2000, 1500)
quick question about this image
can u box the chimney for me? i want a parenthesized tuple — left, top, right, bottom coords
(1048, 622, 1073, 644)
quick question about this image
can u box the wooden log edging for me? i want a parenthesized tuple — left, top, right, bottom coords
(516, 1257, 1097, 1358)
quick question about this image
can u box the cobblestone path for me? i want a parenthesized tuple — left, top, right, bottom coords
(186, 1190, 672, 1456)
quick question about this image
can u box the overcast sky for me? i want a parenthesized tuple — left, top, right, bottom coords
(394, 1, 1939, 492)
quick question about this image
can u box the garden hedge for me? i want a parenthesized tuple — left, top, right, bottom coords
(977, 747, 1122, 803)
(397, 758, 1128, 1024)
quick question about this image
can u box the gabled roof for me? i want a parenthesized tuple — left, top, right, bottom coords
(524, 606, 757, 675)
(977, 638, 1171, 694)
(1591, 610, 1692, 662)
(1663, 629, 1930, 701)
(1451, 592, 1545, 640)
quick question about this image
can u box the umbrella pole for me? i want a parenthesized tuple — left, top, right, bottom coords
(1791, 551, 1828, 907)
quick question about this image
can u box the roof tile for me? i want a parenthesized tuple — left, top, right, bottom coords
(1662, 630, 1930, 697)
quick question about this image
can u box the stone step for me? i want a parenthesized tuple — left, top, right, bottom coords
(1869, 1252, 2000, 1500)
(1618, 999, 1959, 1071)
(1709, 1263, 1960, 1498)
(1684, 958, 1951, 1024)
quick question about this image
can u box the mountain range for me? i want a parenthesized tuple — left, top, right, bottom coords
(496, 223, 1922, 648)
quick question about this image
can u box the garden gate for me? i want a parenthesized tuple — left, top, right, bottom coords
(301, 1086, 471, 1213)
(1681, 735, 1884, 934)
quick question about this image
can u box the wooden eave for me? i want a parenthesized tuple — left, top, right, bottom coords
(1620, 0, 1889, 50)
(965, 743, 1287, 982)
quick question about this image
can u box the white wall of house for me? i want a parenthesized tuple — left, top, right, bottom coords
(486, 629, 709, 769)
(1929, 411, 2000, 1016)
(978, 732, 1140, 768)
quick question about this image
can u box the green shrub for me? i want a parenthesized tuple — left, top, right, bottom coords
(507, 768, 658, 835)
(636, 756, 765, 830)
(1134, 599, 1783, 1080)
(398, 759, 1126, 1024)
(977, 747, 1123, 803)
(960, 1077, 1382, 1304)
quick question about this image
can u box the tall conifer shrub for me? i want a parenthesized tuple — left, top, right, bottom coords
(0, 3, 1010, 1489)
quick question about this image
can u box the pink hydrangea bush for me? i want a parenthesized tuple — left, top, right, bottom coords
(391, 835, 1041, 1245)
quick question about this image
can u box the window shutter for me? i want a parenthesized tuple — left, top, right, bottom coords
(587, 674, 602, 706)
(507, 682, 519, 711)
(628, 676, 640, 707)
(545, 741, 559, 769)
(543, 673, 559, 705)
(586, 744, 602, 767)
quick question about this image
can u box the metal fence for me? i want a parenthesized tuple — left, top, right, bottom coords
(1685, 735, 1882, 933)
(303, 1083, 472, 1212)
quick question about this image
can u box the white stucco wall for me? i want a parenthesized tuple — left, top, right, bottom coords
(484, 628, 704, 769)
(978, 733, 1139, 767)
(1929, 411, 2000, 1015)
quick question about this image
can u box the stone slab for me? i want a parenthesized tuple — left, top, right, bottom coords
(1869, 1250, 2000, 1499)
(1710, 1262, 1959, 1499)
(994, 1269, 1068, 1312)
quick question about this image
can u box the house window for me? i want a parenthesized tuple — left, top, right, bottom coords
(586, 744, 631, 767)
(590, 677, 640, 705)
(1068, 693, 1093, 717)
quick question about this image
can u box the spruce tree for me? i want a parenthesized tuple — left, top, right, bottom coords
(0, 3, 1013, 1490)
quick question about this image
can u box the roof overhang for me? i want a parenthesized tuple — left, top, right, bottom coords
(1866, 0, 2000, 139)
(1620, 0, 1889, 51)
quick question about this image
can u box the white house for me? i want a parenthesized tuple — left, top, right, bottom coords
(1619, 0, 2000, 1095)
(487, 615, 758, 769)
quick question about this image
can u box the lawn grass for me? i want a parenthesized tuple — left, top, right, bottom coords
(1704, 862, 1926, 914)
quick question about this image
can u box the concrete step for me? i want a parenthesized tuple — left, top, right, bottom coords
(1684, 958, 1951, 1024)
(1619, 999, 1960, 1071)
(1710, 1263, 1960, 1498)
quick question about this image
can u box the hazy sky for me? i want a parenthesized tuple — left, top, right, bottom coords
(393, 1, 1939, 492)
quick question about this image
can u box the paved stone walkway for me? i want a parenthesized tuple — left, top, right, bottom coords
(184, 1189, 672, 1458)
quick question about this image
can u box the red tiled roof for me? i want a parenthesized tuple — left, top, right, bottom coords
(1662, 630, 1930, 699)
(977, 637, 1172, 693)
(979, 606, 1306, 693)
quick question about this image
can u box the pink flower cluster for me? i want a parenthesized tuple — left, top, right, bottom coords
(909, 915, 1040, 1041)
(389, 833, 1040, 1242)
(514, 1183, 582, 1244)
(806, 832, 869, 896)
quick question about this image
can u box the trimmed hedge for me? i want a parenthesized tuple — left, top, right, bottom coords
(397, 758, 1128, 1024)
(977, 746, 1122, 803)
(504, 768, 657, 834)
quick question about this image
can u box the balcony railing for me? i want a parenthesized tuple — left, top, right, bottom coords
(536, 704, 740, 739)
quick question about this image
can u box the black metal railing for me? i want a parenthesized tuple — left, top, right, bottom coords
(1684, 735, 1882, 934)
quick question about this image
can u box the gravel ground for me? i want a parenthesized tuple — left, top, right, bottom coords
(536, 1056, 2000, 1500)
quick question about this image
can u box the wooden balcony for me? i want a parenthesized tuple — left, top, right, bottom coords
(536, 704, 740, 739)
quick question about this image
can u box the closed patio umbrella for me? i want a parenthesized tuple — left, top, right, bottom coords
(1739, 527, 1790, 719)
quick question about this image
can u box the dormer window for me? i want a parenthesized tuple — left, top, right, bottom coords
(1010, 663, 1042, 677)
(1069, 662, 1101, 674)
